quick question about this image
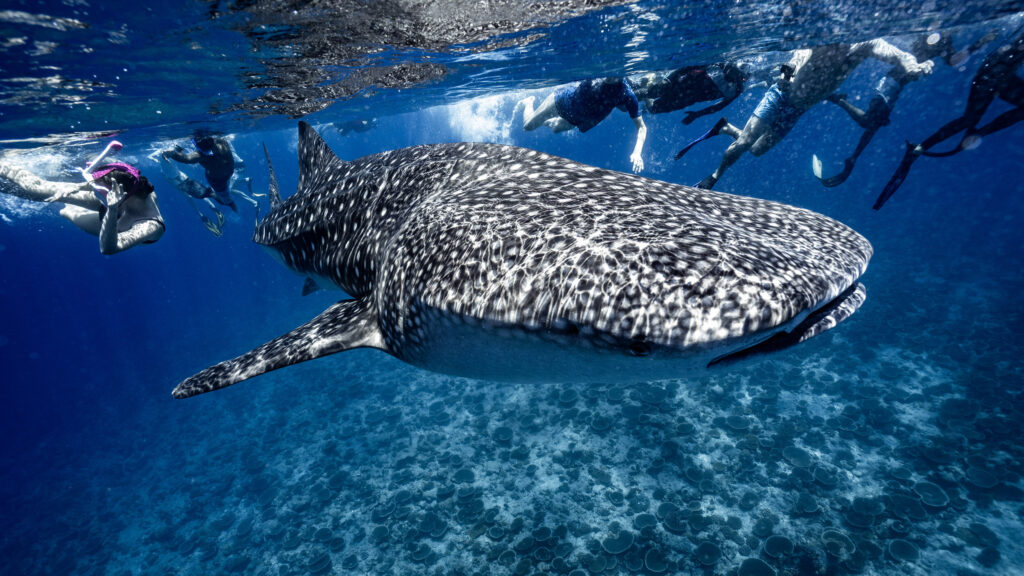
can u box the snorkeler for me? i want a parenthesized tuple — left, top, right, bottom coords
(815, 30, 997, 187)
(876, 29, 1024, 210)
(632, 62, 753, 123)
(676, 40, 932, 190)
(0, 141, 164, 254)
(516, 77, 647, 172)
(159, 132, 260, 236)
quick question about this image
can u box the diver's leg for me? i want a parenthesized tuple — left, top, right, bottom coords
(919, 85, 994, 152)
(969, 76, 1024, 139)
(697, 115, 767, 189)
(0, 162, 100, 208)
(58, 204, 102, 236)
(971, 107, 1024, 138)
(546, 118, 575, 133)
(522, 93, 562, 131)
(828, 94, 873, 128)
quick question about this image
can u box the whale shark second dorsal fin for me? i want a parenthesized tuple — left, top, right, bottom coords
(172, 298, 384, 399)
(262, 141, 282, 211)
(297, 121, 347, 194)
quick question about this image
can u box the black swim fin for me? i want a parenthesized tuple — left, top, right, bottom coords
(873, 142, 919, 210)
(695, 174, 718, 190)
(172, 299, 385, 398)
(675, 117, 729, 160)
(812, 155, 855, 188)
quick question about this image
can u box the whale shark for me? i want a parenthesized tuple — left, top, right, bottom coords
(173, 122, 871, 399)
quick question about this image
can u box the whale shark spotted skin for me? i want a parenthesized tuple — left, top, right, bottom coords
(173, 122, 872, 398)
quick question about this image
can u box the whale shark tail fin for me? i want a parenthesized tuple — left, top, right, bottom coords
(297, 121, 348, 195)
(172, 298, 385, 399)
(263, 142, 282, 211)
(709, 282, 866, 367)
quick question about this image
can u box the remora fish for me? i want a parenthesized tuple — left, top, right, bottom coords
(173, 122, 871, 398)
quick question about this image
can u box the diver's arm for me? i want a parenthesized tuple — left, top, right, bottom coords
(683, 95, 738, 125)
(861, 39, 933, 76)
(162, 147, 203, 164)
(100, 190, 164, 254)
(98, 182, 124, 255)
(630, 116, 647, 173)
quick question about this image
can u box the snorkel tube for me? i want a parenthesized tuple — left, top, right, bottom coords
(81, 140, 123, 198)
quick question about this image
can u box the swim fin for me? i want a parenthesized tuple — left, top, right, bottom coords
(812, 154, 855, 188)
(873, 142, 919, 210)
(200, 214, 223, 237)
(675, 117, 729, 160)
(695, 174, 718, 190)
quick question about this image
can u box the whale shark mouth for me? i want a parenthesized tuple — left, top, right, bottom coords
(708, 282, 867, 367)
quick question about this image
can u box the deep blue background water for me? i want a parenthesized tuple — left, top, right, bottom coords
(1, 3, 1023, 575)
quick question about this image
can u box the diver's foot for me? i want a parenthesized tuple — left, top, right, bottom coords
(513, 96, 535, 119)
(675, 119, 729, 161)
(826, 92, 846, 104)
(696, 174, 718, 190)
(709, 117, 729, 137)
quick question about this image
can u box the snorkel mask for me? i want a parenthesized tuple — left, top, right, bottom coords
(192, 137, 216, 157)
(81, 140, 123, 197)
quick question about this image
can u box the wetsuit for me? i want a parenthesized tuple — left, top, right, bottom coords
(554, 78, 641, 132)
(163, 138, 237, 209)
(920, 32, 1024, 152)
(646, 62, 745, 115)
(876, 31, 1024, 209)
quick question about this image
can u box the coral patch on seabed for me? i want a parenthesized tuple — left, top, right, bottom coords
(3, 268, 1024, 576)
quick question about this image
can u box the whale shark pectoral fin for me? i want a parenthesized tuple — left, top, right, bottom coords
(709, 282, 866, 366)
(172, 299, 384, 399)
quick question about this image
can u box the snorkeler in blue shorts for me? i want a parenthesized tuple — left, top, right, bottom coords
(876, 29, 1024, 209)
(160, 132, 260, 236)
(517, 77, 648, 172)
(675, 63, 799, 188)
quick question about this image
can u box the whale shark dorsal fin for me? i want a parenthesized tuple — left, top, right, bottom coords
(262, 141, 282, 211)
(297, 121, 347, 194)
(172, 299, 384, 399)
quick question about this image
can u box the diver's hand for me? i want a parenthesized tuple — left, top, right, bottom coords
(105, 181, 127, 208)
(682, 112, 699, 125)
(630, 152, 644, 173)
(908, 59, 934, 78)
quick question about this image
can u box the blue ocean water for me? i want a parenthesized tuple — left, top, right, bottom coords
(1, 2, 1023, 575)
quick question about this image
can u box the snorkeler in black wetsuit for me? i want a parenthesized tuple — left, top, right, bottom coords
(876, 30, 1024, 209)
(159, 133, 259, 235)
(633, 62, 748, 124)
(816, 30, 996, 188)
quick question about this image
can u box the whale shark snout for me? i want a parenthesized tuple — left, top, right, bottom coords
(172, 122, 871, 399)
